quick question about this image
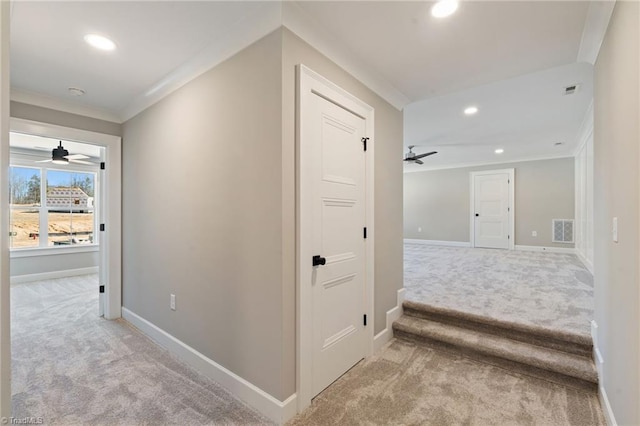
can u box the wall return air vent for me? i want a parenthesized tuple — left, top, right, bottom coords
(552, 219, 574, 243)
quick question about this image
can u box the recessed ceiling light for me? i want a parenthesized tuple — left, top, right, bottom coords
(84, 34, 116, 51)
(431, 0, 459, 18)
(68, 87, 85, 97)
(495, 149, 504, 154)
(464, 106, 478, 115)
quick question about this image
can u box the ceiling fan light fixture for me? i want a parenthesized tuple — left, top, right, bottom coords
(431, 0, 459, 18)
(52, 141, 70, 164)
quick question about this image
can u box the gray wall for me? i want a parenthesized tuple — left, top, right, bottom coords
(9, 102, 120, 277)
(123, 30, 285, 399)
(593, 3, 639, 424)
(11, 101, 122, 137)
(11, 250, 98, 277)
(404, 158, 575, 248)
(122, 27, 404, 401)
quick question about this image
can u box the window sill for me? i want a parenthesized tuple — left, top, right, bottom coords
(10, 245, 99, 258)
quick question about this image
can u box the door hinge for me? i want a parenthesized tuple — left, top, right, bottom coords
(508, 179, 510, 184)
(99, 285, 105, 293)
(362, 137, 369, 152)
(363, 227, 367, 239)
(100, 224, 105, 232)
(508, 207, 510, 212)
(100, 162, 105, 170)
(508, 235, 510, 239)
(363, 314, 367, 326)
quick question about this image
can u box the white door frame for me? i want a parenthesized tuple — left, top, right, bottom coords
(297, 64, 375, 412)
(469, 168, 515, 250)
(10, 118, 122, 319)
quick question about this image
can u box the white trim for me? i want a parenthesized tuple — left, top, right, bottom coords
(573, 100, 594, 157)
(297, 64, 375, 413)
(11, 88, 122, 124)
(10, 118, 122, 320)
(122, 308, 296, 425)
(576, 250, 594, 273)
(403, 154, 574, 174)
(470, 168, 515, 251)
(515, 245, 576, 254)
(282, 3, 408, 110)
(373, 288, 405, 353)
(10, 266, 98, 285)
(0, 2, 11, 417)
(403, 239, 471, 248)
(591, 321, 617, 426)
(10, 245, 99, 258)
(576, 1, 617, 64)
(121, 3, 282, 121)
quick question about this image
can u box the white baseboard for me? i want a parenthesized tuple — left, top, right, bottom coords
(514, 245, 576, 254)
(591, 320, 617, 426)
(122, 308, 297, 425)
(599, 385, 618, 426)
(576, 250, 594, 273)
(10, 266, 98, 284)
(404, 239, 471, 247)
(373, 288, 405, 352)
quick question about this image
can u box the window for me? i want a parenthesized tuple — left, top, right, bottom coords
(9, 166, 97, 249)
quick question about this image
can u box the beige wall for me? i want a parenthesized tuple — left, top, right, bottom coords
(10, 101, 122, 137)
(593, 3, 640, 424)
(122, 27, 404, 402)
(404, 158, 575, 248)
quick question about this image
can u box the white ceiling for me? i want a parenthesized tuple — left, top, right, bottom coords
(403, 62, 593, 171)
(9, 1, 608, 168)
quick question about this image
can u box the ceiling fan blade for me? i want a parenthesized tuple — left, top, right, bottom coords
(69, 159, 96, 165)
(35, 159, 53, 163)
(414, 159, 424, 165)
(33, 146, 53, 151)
(413, 151, 438, 159)
(65, 154, 90, 160)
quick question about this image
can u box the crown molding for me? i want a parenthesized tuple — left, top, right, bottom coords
(402, 154, 575, 174)
(10, 88, 122, 123)
(120, 2, 282, 122)
(282, 2, 410, 111)
(577, 0, 616, 64)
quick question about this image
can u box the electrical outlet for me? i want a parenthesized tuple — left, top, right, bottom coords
(612, 217, 618, 243)
(531, 231, 537, 237)
(170, 294, 176, 311)
(418, 227, 422, 233)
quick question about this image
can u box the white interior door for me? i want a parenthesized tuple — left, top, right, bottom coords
(309, 93, 367, 397)
(473, 172, 511, 249)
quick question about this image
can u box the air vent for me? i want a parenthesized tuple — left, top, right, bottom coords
(552, 219, 574, 243)
(564, 84, 580, 95)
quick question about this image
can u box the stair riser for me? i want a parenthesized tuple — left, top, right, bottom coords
(404, 307, 593, 357)
(394, 329, 598, 392)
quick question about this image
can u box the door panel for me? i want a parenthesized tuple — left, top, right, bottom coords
(310, 93, 366, 397)
(474, 173, 510, 249)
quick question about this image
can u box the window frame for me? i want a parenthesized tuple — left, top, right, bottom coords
(9, 152, 100, 253)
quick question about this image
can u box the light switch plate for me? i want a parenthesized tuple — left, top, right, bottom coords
(612, 217, 618, 243)
(170, 294, 176, 310)
(532, 231, 537, 237)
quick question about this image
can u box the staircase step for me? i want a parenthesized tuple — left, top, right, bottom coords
(403, 301, 593, 357)
(393, 315, 598, 391)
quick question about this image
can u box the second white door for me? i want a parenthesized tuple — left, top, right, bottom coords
(473, 171, 512, 249)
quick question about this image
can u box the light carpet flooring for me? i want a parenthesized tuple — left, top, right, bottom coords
(11, 275, 272, 425)
(404, 244, 594, 337)
(289, 339, 605, 426)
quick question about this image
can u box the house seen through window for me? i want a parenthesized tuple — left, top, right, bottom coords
(9, 166, 97, 249)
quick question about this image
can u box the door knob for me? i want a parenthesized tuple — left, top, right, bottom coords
(475, 213, 479, 217)
(312, 255, 326, 266)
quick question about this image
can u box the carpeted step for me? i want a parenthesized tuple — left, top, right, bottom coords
(403, 301, 593, 357)
(393, 315, 598, 391)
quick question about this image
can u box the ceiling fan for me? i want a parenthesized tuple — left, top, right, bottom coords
(36, 141, 95, 165)
(403, 145, 437, 165)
